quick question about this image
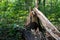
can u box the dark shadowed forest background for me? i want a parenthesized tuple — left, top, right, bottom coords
(0, 0, 60, 40)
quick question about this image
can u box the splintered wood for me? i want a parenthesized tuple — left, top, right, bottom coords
(33, 8, 60, 40)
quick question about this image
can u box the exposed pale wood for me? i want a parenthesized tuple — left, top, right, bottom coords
(33, 8, 60, 40)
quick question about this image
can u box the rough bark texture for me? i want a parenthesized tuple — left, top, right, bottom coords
(33, 8, 60, 40)
(21, 28, 56, 40)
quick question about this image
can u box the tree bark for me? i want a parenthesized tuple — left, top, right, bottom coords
(33, 8, 60, 40)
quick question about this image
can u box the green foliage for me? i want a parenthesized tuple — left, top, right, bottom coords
(0, 0, 60, 40)
(0, 27, 24, 40)
(0, 0, 28, 39)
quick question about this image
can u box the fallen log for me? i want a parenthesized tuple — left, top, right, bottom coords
(22, 28, 48, 40)
(33, 8, 60, 40)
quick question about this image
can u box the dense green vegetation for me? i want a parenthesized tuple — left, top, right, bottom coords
(0, 0, 60, 40)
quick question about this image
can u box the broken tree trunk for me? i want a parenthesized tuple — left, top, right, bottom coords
(33, 8, 60, 40)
